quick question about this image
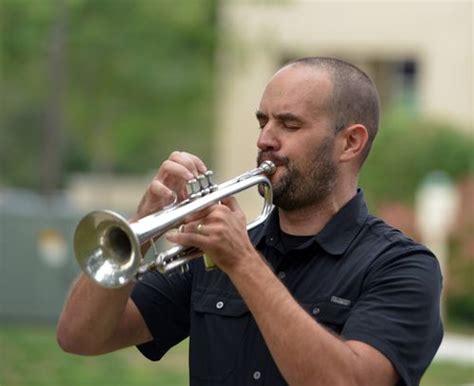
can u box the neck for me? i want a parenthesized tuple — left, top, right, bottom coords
(278, 182, 357, 236)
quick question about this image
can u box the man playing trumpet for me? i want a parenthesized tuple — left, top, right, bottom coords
(58, 57, 443, 386)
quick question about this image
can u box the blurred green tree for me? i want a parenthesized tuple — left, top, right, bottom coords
(0, 0, 217, 192)
(360, 114, 474, 327)
(360, 113, 474, 208)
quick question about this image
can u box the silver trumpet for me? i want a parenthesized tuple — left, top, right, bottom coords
(73, 161, 276, 288)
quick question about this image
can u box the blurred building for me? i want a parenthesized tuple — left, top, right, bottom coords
(214, 0, 473, 187)
(67, 173, 150, 215)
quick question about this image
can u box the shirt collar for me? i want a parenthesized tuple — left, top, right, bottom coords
(250, 189, 369, 256)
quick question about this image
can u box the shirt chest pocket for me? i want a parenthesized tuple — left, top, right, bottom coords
(302, 300, 352, 335)
(190, 292, 250, 383)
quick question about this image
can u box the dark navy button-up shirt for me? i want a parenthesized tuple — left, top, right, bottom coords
(131, 190, 443, 386)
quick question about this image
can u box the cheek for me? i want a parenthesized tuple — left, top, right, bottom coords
(289, 144, 314, 167)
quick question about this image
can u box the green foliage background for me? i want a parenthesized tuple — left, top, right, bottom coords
(360, 112, 473, 327)
(360, 112, 473, 208)
(1, 0, 217, 189)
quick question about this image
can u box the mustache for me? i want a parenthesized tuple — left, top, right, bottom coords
(257, 151, 289, 167)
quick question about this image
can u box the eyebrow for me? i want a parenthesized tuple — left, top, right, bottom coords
(255, 110, 304, 124)
(275, 112, 304, 124)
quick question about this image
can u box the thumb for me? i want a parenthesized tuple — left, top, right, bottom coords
(221, 196, 241, 213)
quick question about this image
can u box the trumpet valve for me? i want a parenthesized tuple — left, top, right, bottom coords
(204, 171, 214, 187)
(186, 178, 201, 197)
(186, 171, 217, 199)
(197, 175, 209, 190)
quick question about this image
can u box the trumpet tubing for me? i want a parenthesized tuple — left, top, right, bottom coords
(73, 161, 276, 288)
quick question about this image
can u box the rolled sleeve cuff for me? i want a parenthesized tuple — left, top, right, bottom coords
(343, 331, 411, 386)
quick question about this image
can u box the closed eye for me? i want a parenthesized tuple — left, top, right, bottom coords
(281, 120, 300, 130)
(277, 113, 303, 130)
(255, 110, 268, 129)
(255, 110, 304, 130)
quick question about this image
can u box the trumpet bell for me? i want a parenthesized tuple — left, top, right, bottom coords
(74, 210, 141, 288)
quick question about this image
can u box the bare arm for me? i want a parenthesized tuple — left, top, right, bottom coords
(56, 275, 151, 355)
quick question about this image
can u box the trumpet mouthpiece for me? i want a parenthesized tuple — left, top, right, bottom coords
(259, 160, 277, 175)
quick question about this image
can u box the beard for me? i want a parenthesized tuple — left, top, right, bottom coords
(257, 136, 337, 211)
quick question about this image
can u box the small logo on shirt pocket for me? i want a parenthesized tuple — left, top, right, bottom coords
(330, 296, 351, 306)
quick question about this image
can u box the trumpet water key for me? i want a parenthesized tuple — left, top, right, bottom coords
(73, 161, 276, 288)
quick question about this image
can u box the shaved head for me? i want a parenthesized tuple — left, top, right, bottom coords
(284, 57, 380, 164)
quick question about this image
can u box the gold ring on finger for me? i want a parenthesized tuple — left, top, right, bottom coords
(197, 223, 204, 234)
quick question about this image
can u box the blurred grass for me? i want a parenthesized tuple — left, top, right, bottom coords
(1, 326, 472, 386)
(421, 361, 474, 386)
(0, 325, 188, 386)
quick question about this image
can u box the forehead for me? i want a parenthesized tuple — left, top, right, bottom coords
(259, 65, 333, 116)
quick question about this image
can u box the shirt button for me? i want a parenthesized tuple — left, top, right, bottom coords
(277, 271, 286, 279)
(216, 301, 224, 309)
(253, 370, 261, 380)
(312, 307, 320, 316)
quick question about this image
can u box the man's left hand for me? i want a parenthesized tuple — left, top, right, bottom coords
(165, 197, 257, 273)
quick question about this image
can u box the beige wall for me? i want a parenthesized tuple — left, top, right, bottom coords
(215, 0, 473, 184)
(67, 174, 150, 214)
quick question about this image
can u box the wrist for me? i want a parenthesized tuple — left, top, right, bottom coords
(225, 248, 270, 279)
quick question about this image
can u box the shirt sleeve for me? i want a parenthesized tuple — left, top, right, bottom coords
(131, 266, 193, 361)
(341, 246, 443, 386)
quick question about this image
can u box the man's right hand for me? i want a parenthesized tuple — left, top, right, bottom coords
(131, 151, 208, 222)
(57, 151, 207, 356)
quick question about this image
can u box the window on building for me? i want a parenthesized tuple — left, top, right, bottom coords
(368, 59, 419, 117)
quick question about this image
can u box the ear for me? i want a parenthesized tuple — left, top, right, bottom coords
(338, 124, 369, 163)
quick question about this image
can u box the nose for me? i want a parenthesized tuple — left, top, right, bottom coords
(257, 124, 280, 152)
